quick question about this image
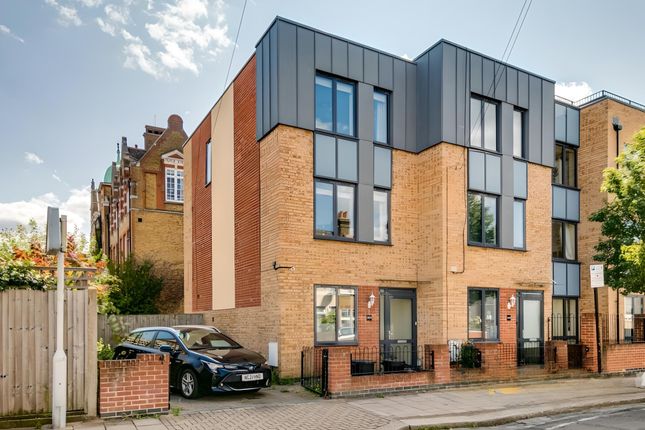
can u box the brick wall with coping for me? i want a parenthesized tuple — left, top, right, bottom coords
(98, 354, 169, 418)
(604, 343, 645, 373)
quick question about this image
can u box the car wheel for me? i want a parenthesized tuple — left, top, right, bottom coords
(179, 369, 200, 399)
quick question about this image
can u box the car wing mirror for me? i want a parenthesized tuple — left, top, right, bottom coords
(159, 345, 173, 354)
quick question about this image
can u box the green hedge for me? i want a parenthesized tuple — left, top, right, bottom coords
(0, 260, 53, 292)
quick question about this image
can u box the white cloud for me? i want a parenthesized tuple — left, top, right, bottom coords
(96, 17, 116, 35)
(52, 173, 62, 182)
(0, 187, 91, 237)
(0, 24, 25, 43)
(104, 3, 129, 24)
(45, 0, 83, 27)
(77, 0, 102, 6)
(24, 152, 44, 165)
(555, 81, 594, 103)
(122, 30, 164, 78)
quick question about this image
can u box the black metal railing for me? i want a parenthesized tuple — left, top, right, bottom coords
(301, 347, 328, 396)
(449, 341, 482, 369)
(349, 345, 434, 376)
(575, 90, 645, 111)
(517, 341, 546, 366)
(550, 314, 579, 342)
(596, 314, 645, 345)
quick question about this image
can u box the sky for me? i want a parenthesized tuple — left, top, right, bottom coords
(1, 0, 645, 237)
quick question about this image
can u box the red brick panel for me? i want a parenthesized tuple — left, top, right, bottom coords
(233, 56, 261, 308)
(98, 354, 169, 418)
(191, 114, 213, 311)
(604, 343, 645, 373)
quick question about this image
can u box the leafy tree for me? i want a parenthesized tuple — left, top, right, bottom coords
(106, 259, 163, 314)
(590, 127, 645, 294)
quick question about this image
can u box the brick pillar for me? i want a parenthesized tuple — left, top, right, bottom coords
(580, 313, 598, 371)
(432, 344, 450, 384)
(326, 348, 351, 395)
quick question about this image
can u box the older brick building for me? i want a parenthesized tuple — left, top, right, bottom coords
(183, 17, 645, 391)
(91, 115, 187, 313)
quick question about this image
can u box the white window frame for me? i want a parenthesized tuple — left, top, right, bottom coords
(165, 167, 184, 203)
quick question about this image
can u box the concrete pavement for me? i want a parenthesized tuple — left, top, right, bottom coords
(64, 375, 645, 430)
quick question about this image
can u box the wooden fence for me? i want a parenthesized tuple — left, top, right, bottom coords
(97, 313, 204, 345)
(0, 288, 97, 417)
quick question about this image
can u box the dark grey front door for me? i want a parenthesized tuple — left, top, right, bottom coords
(380, 288, 416, 370)
(517, 291, 544, 365)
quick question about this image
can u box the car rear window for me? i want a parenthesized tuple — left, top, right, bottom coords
(133, 330, 156, 347)
(178, 329, 240, 349)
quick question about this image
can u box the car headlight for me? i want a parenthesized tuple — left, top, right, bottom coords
(201, 360, 223, 372)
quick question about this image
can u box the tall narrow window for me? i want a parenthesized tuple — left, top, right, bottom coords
(315, 181, 334, 237)
(468, 288, 499, 341)
(315, 74, 355, 136)
(553, 143, 576, 187)
(552, 221, 576, 260)
(468, 192, 498, 246)
(205, 140, 212, 186)
(513, 109, 524, 158)
(373, 90, 388, 144)
(513, 200, 525, 249)
(470, 97, 497, 151)
(374, 146, 392, 188)
(373, 190, 389, 242)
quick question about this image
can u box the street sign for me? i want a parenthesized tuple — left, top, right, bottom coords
(590, 264, 605, 288)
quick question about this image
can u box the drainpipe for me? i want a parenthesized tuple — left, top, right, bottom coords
(612, 117, 623, 343)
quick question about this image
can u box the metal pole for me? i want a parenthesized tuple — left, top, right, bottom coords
(593, 287, 602, 374)
(52, 216, 67, 429)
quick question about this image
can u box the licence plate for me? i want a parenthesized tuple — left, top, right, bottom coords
(241, 373, 263, 381)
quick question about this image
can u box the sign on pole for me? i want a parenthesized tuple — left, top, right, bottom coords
(590, 264, 605, 288)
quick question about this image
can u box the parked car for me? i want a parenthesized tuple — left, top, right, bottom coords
(113, 325, 271, 398)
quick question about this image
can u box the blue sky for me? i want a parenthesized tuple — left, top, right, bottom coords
(1, 0, 644, 236)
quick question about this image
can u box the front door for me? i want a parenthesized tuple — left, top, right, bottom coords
(380, 289, 416, 371)
(517, 291, 544, 365)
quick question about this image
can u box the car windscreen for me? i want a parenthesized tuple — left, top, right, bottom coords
(178, 329, 241, 349)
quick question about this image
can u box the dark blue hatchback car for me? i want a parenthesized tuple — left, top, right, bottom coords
(113, 325, 272, 398)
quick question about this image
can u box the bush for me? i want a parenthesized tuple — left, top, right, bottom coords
(97, 338, 114, 360)
(0, 260, 53, 291)
(459, 342, 482, 369)
(106, 259, 163, 314)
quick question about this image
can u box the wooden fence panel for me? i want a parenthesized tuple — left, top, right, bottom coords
(0, 289, 97, 417)
(97, 313, 205, 345)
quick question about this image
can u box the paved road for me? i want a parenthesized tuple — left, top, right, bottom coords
(481, 404, 645, 429)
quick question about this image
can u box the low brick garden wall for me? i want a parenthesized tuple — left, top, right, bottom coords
(604, 343, 645, 373)
(98, 354, 170, 418)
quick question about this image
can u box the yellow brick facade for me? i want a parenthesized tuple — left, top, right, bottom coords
(204, 124, 553, 377)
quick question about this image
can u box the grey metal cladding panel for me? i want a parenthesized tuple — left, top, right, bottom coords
(501, 154, 514, 198)
(296, 27, 315, 130)
(482, 58, 495, 98)
(506, 68, 518, 106)
(441, 43, 457, 144)
(269, 24, 278, 129)
(427, 46, 443, 148)
(331, 38, 348, 77)
(405, 62, 417, 152)
(527, 75, 542, 164)
(261, 38, 270, 135)
(378, 54, 393, 89)
(517, 71, 529, 109)
(553, 186, 566, 219)
(500, 103, 513, 156)
(357, 83, 373, 141)
(255, 42, 263, 140)
(495, 64, 507, 101)
(455, 48, 467, 146)
(541, 82, 555, 167)
(567, 263, 580, 297)
(500, 195, 514, 249)
(392, 59, 406, 150)
(358, 140, 373, 185)
(357, 183, 374, 242)
(553, 262, 567, 296)
(364, 49, 379, 86)
(314, 32, 332, 73)
(470, 53, 482, 95)
(415, 53, 429, 150)
(566, 189, 580, 221)
(567, 107, 580, 146)
(348, 44, 364, 81)
(277, 21, 297, 126)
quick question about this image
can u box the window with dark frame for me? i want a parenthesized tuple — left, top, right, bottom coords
(468, 192, 498, 246)
(513, 109, 525, 158)
(470, 96, 498, 152)
(553, 143, 576, 187)
(373, 189, 389, 243)
(513, 200, 525, 249)
(552, 220, 576, 260)
(315, 74, 356, 137)
(373, 90, 389, 144)
(468, 288, 499, 341)
(314, 285, 357, 345)
(552, 297, 578, 341)
(314, 133, 357, 240)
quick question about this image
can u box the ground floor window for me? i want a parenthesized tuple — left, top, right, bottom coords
(468, 288, 498, 341)
(625, 295, 645, 343)
(314, 285, 357, 345)
(552, 297, 577, 341)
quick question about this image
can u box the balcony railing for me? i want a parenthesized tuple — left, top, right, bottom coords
(574, 90, 645, 112)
